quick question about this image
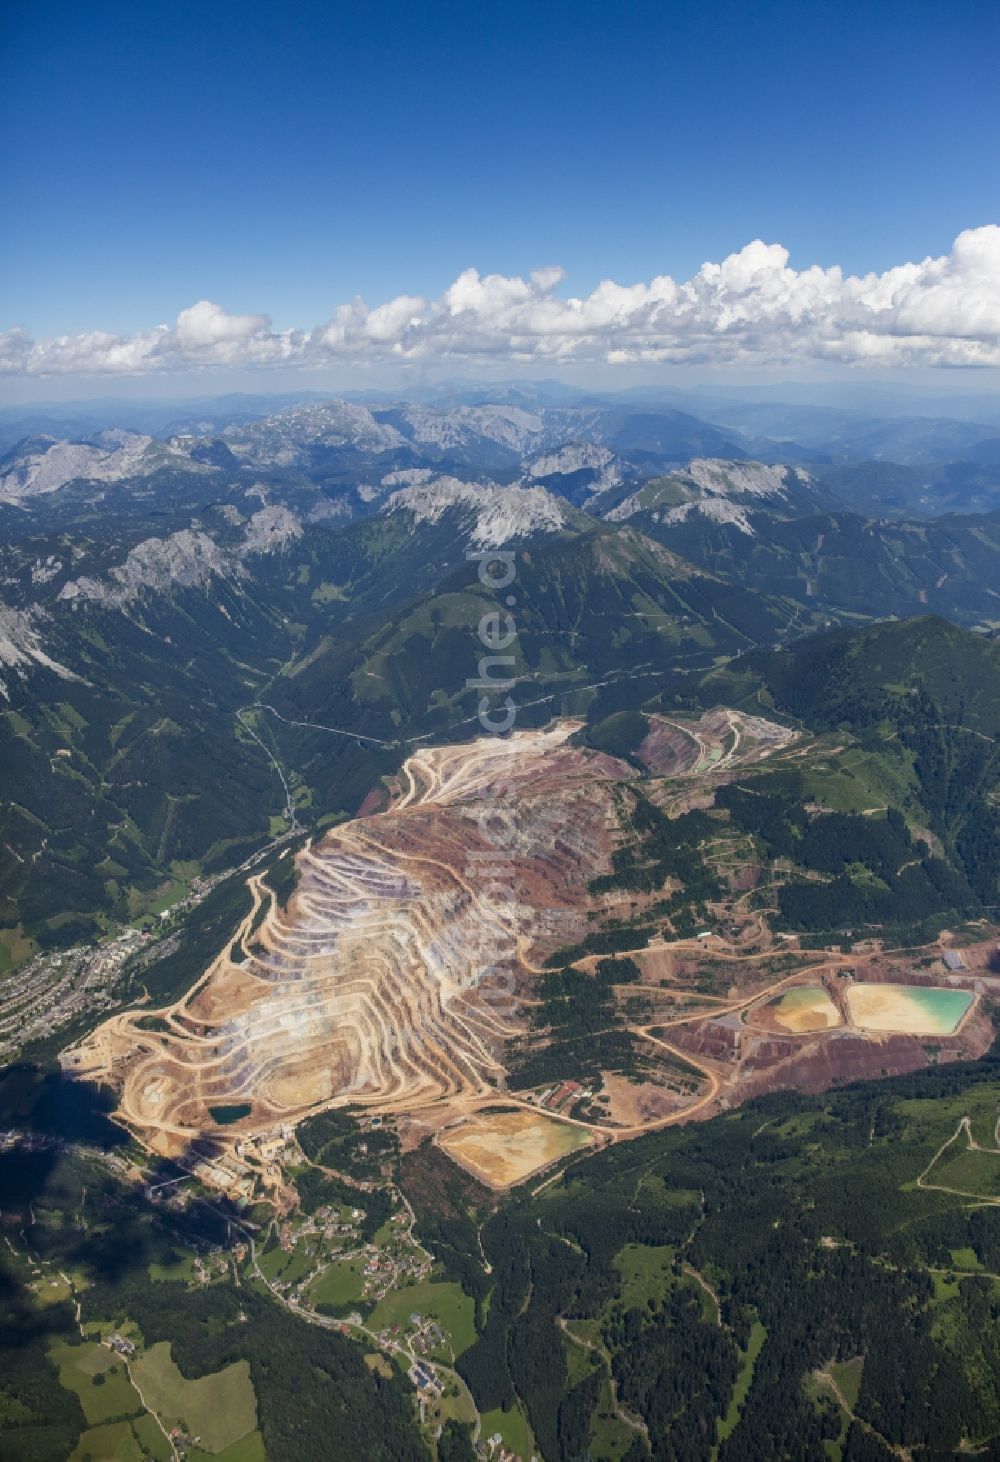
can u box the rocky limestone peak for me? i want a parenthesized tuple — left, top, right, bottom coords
(58, 529, 237, 607)
(525, 442, 621, 480)
(659, 498, 756, 536)
(684, 458, 811, 499)
(240, 505, 303, 554)
(0, 431, 210, 502)
(382, 476, 568, 547)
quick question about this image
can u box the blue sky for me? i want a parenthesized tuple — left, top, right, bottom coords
(1, 0, 998, 390)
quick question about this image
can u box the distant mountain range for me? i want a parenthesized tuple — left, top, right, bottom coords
(3, 390, 1000, 953)
(4, 383, 1000, 494)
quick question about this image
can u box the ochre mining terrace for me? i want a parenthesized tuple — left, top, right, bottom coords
(65, 715, 997, 1197)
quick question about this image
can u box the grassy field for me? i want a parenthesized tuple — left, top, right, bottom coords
(830, 1356, 864, 1410)
(188, 1431, 267, 1462)
(307, 1256, 367, 1311)
(145, 880, 190, 916)
(148, 1253, 196, 1283)
(0, 923, 36, 973)
(897, 1088, 1000, 1174)
(130, 1343, 257, 1453)
(480, 1403, 536, 1460)
(423, 1374, 480, 1435)
(69, 1420, 142, 1461)
(50, 1339, 142, 1426)
(929, 1146, 1000, 1198)
(931, 1270, 965, 1304)
(800, 742, 917, 816)
(587, 1373, 635, 1461)
(634, 1173, 701, 1208)
(257, 1239, 317, 1286)
(367, 1278, 477, 1357)
(34, 1272, 74, 1307)
(371, 1218, 399, 1248)
(716, 1320, 767, 1445)
(563, 1331, 599, 1387)
(131, 1412, 173, 1461)
(613, 1244, 676, 1309)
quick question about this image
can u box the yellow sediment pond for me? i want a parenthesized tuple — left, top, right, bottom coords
(438, 1109, 594, 1188)
(845, 983, 973, 1035)
(766, 986, 840, 1032)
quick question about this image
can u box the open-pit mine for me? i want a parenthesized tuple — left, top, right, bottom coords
(65, 712, 998, 1196)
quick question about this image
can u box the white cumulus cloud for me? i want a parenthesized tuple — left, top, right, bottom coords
(4, 227, 1000, 377)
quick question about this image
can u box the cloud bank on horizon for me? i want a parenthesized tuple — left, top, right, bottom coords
(4, 227, 999, 377)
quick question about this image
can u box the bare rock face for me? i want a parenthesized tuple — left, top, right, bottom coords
(239, 505, 303, 554)
(525, 441, 625, 494)
(0, 431, 208, 501)
(683, 458, 813, 500)
(56, 507, 305, 608)
(607, 457, 821, 530)
(0, 604, 82, 697)
(59, 530, 237, 606)
(380, 467, 434, 489)
(383, 476, 568, 547)
(659, 498, 757, 536)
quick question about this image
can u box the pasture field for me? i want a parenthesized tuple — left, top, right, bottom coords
(564, 1329, 599, 1386)
(929, 1146, 1000, 1198)
(633, 1172, 701, 1208)
(148, 1253, 196, 1283)
(438, 1109, 594, 1188)
(131, 1413, 172, 1460)
(130, 1343, 257, 1453)
(307, 1256, 367, 1311)
(50, 1339, 141, 1426)
(897, 1087, 1000, 1154)
(69, 1421, 141, 1461)
(364, 1353, 394, 1378)
(255, 1237, 316, 1286)
(798, 743, 917, 815)
(480, 1404, 537, 1460)
(932, 1272, 963, 1304)
(188, 1431, 267, 1462)
(424, 1375, 479, 1433)
(34, 1273, 73, 1306)
(0, 923, 36, 973)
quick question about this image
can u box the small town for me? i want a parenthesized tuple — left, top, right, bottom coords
(0, 867, 233, 1064)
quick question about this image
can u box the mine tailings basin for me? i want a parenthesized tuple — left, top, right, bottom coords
(768, 986, 840, 1032)
(845, 984, 973, 1035)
